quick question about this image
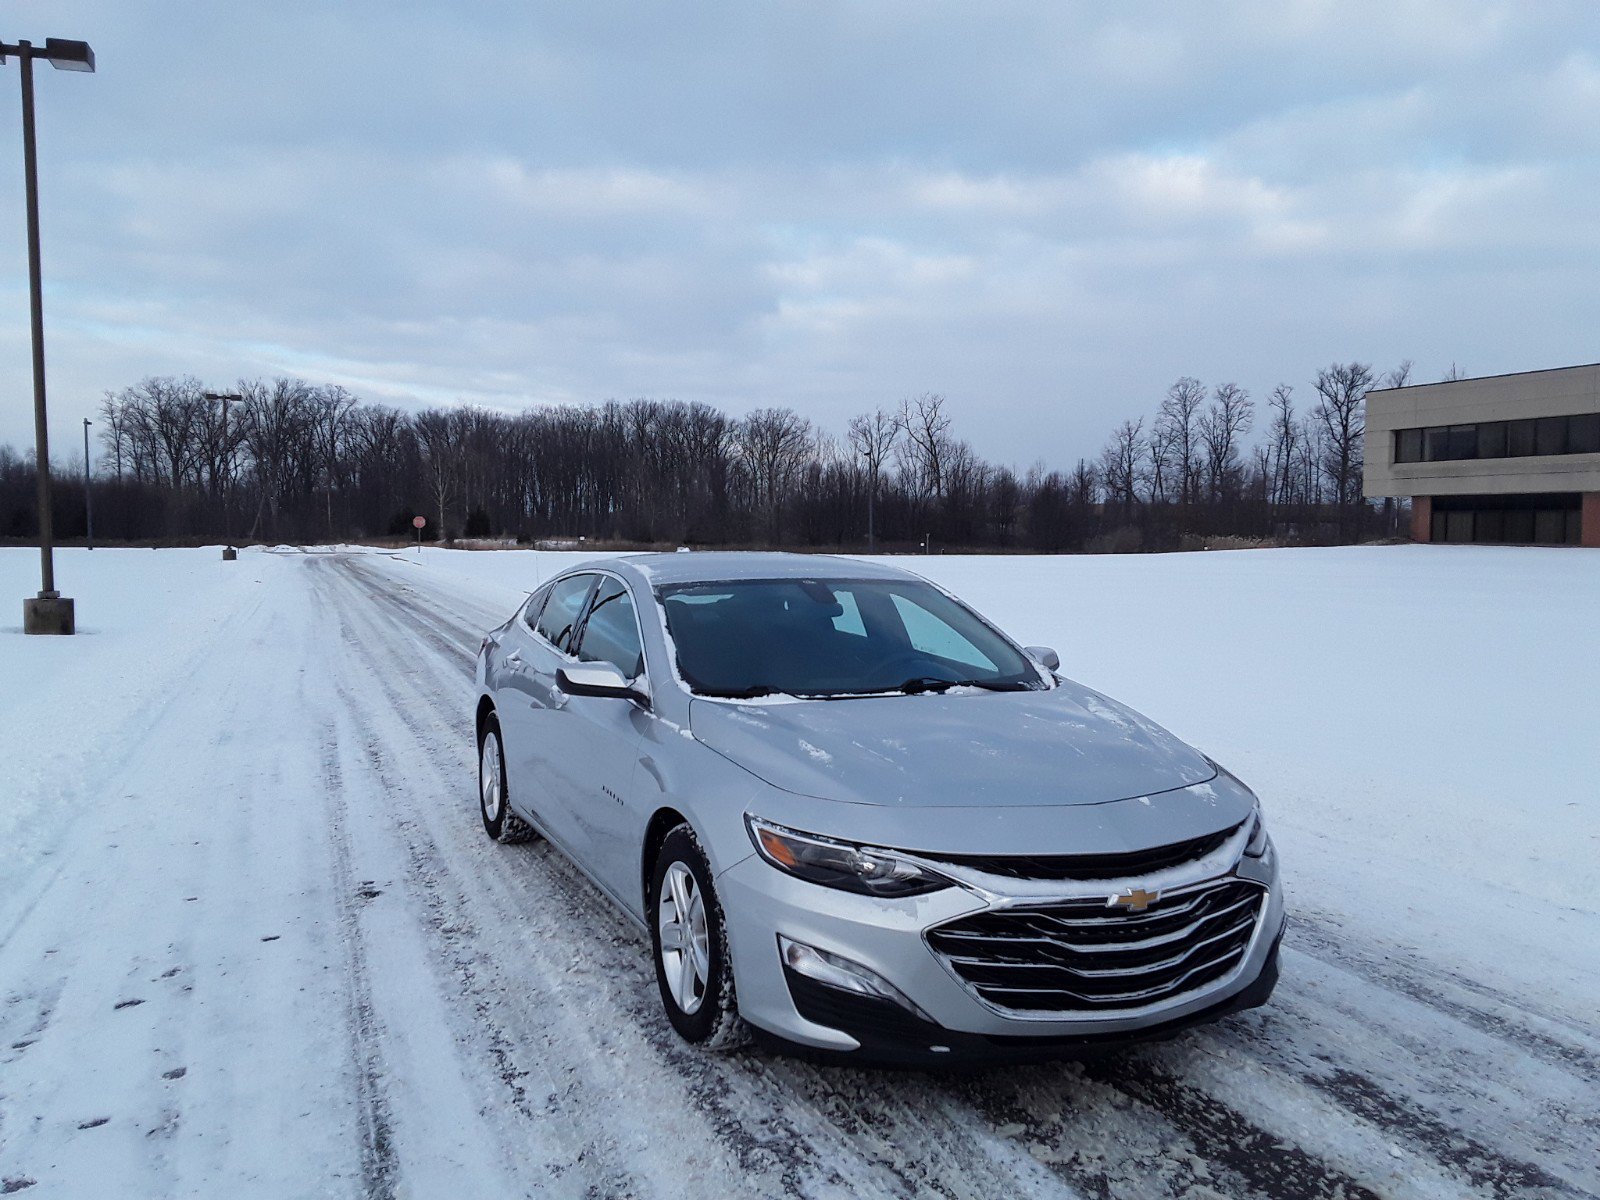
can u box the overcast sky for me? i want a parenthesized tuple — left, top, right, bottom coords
(2, 1, 1597, 469)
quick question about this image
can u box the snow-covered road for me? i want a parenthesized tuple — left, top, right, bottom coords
(1, 546, 1596, 1199)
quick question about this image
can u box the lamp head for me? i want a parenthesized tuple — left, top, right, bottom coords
(44, 38, 95, 72)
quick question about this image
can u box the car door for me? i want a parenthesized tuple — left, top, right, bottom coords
(496, 572, 597, 841)
(555, 573, 652, 912)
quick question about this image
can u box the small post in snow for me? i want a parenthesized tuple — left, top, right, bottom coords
(413, 513, 426, 553)
(82, 416, 92, 550)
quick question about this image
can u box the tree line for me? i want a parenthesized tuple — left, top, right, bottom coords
(0, 360, 1413, 550)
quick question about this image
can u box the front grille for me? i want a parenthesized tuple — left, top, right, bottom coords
(925, 822, 1243, 881)
(926, 878, 1266, 1015)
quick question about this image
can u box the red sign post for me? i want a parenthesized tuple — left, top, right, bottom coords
(412, 513, 426, 551)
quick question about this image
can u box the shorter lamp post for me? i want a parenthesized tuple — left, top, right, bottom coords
(82, 416, 92, 550)
(203, 391, 243, 560)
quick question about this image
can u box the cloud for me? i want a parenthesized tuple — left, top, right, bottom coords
(1, 0, 1598, 468)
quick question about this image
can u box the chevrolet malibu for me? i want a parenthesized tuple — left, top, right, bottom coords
(473, 552, 1283, 1062)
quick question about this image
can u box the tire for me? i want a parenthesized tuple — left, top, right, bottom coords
(648, 824, 748, 1049)
(478, 715, 536, 844)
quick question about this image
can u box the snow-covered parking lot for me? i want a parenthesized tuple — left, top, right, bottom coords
(1, 543, 1596, 1199)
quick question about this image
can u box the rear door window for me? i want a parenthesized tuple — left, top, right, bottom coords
(535, 575, 596, 654)
(522, 583, 553, 631)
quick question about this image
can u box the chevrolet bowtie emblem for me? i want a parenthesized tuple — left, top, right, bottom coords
(1109, 888, 1159, 912)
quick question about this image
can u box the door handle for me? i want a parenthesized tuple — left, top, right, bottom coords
(505, 651, 525, 670)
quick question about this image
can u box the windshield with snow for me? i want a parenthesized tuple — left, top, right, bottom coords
(659, 578, 1040, 698)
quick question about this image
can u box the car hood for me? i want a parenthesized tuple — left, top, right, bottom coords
(688, 677, 1215, 810)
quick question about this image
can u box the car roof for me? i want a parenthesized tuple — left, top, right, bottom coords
(566, 551, 923, 588)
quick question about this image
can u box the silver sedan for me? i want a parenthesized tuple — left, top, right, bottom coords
(473, 552, 1283, 1063)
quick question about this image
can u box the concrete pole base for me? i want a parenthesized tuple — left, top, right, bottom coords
(222, 546, 238, 561)
(23, 595, 75, 635)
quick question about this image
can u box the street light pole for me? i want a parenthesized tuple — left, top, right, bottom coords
(3, 35, 95, 634)
(82, 416, 92, 550)
(203, 391, 243, 560)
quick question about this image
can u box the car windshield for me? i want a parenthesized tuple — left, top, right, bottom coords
(658, 577, 1041, 698)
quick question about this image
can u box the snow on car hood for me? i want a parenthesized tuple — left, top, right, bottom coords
(689, 677, 1216, 809)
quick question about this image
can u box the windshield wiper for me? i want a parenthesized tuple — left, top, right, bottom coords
(896, 676, 1030, 695)
(695, 684, 787, 699)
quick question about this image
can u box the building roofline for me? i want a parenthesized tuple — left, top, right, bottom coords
(1367, 361, 1600, 397)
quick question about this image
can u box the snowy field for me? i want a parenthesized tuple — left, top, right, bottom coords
(0, 543, 1596, 1199)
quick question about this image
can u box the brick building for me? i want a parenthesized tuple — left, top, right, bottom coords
(1364, 363, 1600, 546)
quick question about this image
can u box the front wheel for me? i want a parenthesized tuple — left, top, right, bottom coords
(649, 825, 747, 1049)
(478, 715, 536, 844)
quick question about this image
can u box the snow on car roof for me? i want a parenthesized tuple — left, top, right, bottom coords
(609, 551, 919, 587)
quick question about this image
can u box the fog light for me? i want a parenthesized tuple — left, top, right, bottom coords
(778, 935, 934, 1022)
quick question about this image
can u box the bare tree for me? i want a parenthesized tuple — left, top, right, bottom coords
(1143, 421, 1176, 504)
(309, 385, 357, 534)
(895, 393, 953, 501)
(413, 407, 470, 539)
(1068, 458, 1098, 509)
(97, 391, 128, 481)
(1311, 362, 1373, 534)
(847, 408, 899, 549)
(1382, 359, 1413, 389)
(1156, 377, 1206, 504)
(1199, 382, 1254, 501)
(1265, 384, 1297, 507)
(736, 407, 813, 542)
(1098, 417, 1144, 513)
(240, 378, 316, 537)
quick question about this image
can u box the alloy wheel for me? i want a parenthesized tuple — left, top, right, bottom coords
(657, 861, 710, 1015)
(480, 733, 503, 822)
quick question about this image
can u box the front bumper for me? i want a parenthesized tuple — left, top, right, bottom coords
(718, 846, 1285, 1064)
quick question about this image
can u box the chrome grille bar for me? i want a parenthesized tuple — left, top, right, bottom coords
(927, 877, 1267, 1016)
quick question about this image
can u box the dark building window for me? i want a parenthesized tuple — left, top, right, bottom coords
(1448, 424, 1477, 458)
(1535, 417, 1567, 455)
(1476, 421, 1507, 458)
(1507, 419, 1537, 457)
(1428, 493, 1581, 545)
(1570, 413, 1600, 454)
(1395, 411, 1600, 463)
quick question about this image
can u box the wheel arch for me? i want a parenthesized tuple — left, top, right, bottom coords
(475, 694, 496, 744)
(642, 806, 691, 910)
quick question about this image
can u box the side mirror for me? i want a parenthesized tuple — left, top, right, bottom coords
(557, 663, 650, 706)
(1023, 645, 1060, 672)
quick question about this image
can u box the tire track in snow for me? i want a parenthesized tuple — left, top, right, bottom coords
(321, 552, 1597, 1200)
(1287, 915, 1600, 1080)
(313, 562, 680, 1199)
(315, 717, 400, 1200)
(1304, 1067, 1574, 1198)
(1213, 1005, 1596, 1198)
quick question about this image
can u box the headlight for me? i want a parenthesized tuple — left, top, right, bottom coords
(1245, 806, 1272, 858)
(745, 815, 952, 897)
